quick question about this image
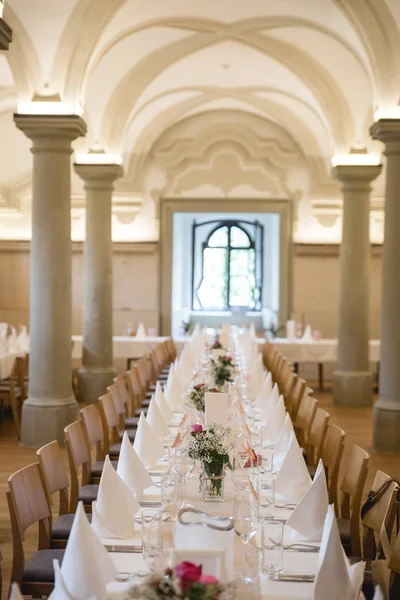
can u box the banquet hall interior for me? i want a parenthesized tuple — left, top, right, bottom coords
(1, 0, 400, 598)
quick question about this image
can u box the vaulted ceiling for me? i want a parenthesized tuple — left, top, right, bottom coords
(0, 0, 399, 241)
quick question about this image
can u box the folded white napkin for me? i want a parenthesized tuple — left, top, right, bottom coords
(164, 368, 184, 409)
(260, 382, 280, 422)
(275, 434, 312, 503)
(7, 326, 17, 351)
(301, 324, 313, 342)
(91, 455, 140, 539)
(133, 412, 165, 468)
(147, 396, 169, 439)
(286, 320, 296, 341)
(273, 414, 295, 471)
(263, 394, 286, 446)
(16, 325, 30, 353)
(9, 584, 24, 600)
(136, 322, 147, 338)
(373, 586, 385, 600)
(249, 354, 264, 399)
(155, 381, 173, 421)
(117, 431, 153, 498)
(50, 502, 117, 600)
(313, 505, 365, 600)
(286, 459, 329, 542)
(254, 372, 273, 408)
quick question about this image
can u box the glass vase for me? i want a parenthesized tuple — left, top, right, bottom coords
(201, 463, 225, 502)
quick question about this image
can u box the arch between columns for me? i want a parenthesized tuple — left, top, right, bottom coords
(159, 197, 293, 335)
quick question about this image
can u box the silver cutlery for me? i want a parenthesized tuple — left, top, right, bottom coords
(275, 504, 296, 510)
(105, 544, 142, 553)
(276, 574, 315, 583)
(139, 500, 162, 507)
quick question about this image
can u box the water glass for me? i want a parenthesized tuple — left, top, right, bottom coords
(260, 520, 284, 579)
(141, 509, 163, 572)
(161, 472, 187, 519)
(251, 424, 263, 453)
(257, 472, 275, 521)
(234, 492, 259, 583)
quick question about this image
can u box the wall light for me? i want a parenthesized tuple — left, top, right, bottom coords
(374, 106, 400, 121)
(17, 99, 84, 116)
(331, 153, 381, 167)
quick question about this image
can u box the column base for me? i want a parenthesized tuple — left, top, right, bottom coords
(78, 366, 117, 404)
(20, 397, 78, 448)
(332, 370, 373, 406)
(373, 400, 400, 453)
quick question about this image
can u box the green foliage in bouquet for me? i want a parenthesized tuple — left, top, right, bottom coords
(211, 354, 236, 387)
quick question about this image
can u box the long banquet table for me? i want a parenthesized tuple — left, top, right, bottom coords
(106, 447, 320, 600)
(71, 335, 186, 362)
(270, 338, 380, 364)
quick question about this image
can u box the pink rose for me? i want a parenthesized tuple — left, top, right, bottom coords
(199, 574, 219, 585)
(175, 561, 202, 587)
(191, 424, 203, 434)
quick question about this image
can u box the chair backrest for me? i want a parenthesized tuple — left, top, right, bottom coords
(80, 404, 106, 462)
(136, 356, 150, 394)
(287, 375, 306, 420)
(340, 444, 369, 557)
(0, 547, 3, 600)
(321, 423, 345, 508)
(37, 440, 69, 516)
(306, 408, 330, 467)
(108, 379, 128, 429)
(363, 470, 399, 560)
(64, 420, 92, 512)
(7, 463, 52, 586)
(114, 374, 135, 417)
(388, 528, 400, 598)
(166, 337, 177, 362)
(126, 367, 145, 407)
(98, 392, 120, 452)
(8, 356, 24, 439)
(294, 394, 317, 447)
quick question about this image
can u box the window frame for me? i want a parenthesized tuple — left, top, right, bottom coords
(191, 218, 264, 312)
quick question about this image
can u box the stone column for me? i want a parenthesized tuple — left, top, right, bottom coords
(370, 119, 400, 451)
(74, 163, 123, 404)
(332, 164, 381, 407)
(14, 114, 87, 447)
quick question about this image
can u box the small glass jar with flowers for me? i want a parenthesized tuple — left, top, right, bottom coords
(211, 354, 236, 388)
(189, 383, 220, 413)
(185, 423, 233, 502)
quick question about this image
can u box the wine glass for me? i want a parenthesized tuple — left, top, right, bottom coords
(233, 492, 259, 583)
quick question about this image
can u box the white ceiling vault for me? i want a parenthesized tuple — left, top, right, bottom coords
(0, 0, 399, 242)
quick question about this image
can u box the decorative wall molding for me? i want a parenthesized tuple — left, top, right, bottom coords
(295, 243, 382, 257)
(0, 240, 158, 254)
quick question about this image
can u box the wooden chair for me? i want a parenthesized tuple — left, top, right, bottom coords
(0, 547, 3, 600)
(79, 404, 118, 482)
(320, 423, 345, 509)
(388, 527, 400, 599)
(37, 440, 92, 548)
(0, 356, 24, 438)
(305, 408, 330, 470)
(286, 374, 306, 420)
(98, 392, 122, 458)
(64, 421, 98, 513)
(108, 378, 138, 435)
(362, 471, 399, 560)
(293, 393, 317, 448)
(7, 463, 64, 596)
(337, 444, 369, 557)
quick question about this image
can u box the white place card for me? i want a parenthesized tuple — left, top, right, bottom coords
(170, 548, 226, 582)
(205, 392, 229, 426)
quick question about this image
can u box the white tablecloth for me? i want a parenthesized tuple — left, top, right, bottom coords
(260, 338, 380, 364)
(0, 352, 18, 381)
(71, 335, 186, 360)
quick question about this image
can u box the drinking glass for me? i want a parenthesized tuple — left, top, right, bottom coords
(161, 472, 187, 519)
(232, 451, 252, 491)
(233, 492, 259, 583)
(141, 509, 163, 572)
(260, 520, 284, 579)
(257, 472, 275, 521)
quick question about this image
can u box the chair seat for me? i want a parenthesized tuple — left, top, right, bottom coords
(337, 517, 351, 555)
(52, 513, 93, 540)
(78, 484, 99, 504)
(109, 442, 122, 457)
(135, 408, 148, 417)
(125, 416, 139, 428)
(142, 398, 151, 407)
(23, 548, 65, 583)
(0, 384, 22, 397)
(91, 460, 118, 478)
(119, 429, 136, 442)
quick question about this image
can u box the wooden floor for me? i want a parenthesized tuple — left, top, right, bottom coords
(1, 384, 400, 598)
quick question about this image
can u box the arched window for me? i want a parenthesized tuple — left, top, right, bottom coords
(192, 219, 263, 311)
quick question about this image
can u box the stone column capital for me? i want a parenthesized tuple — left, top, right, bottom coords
(370, 119, 400, 155)
(0, 17, 12, 50)
(332, 164, 382, 191)
(74, 162, 124, 190)
(14, 114, 87, 153)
